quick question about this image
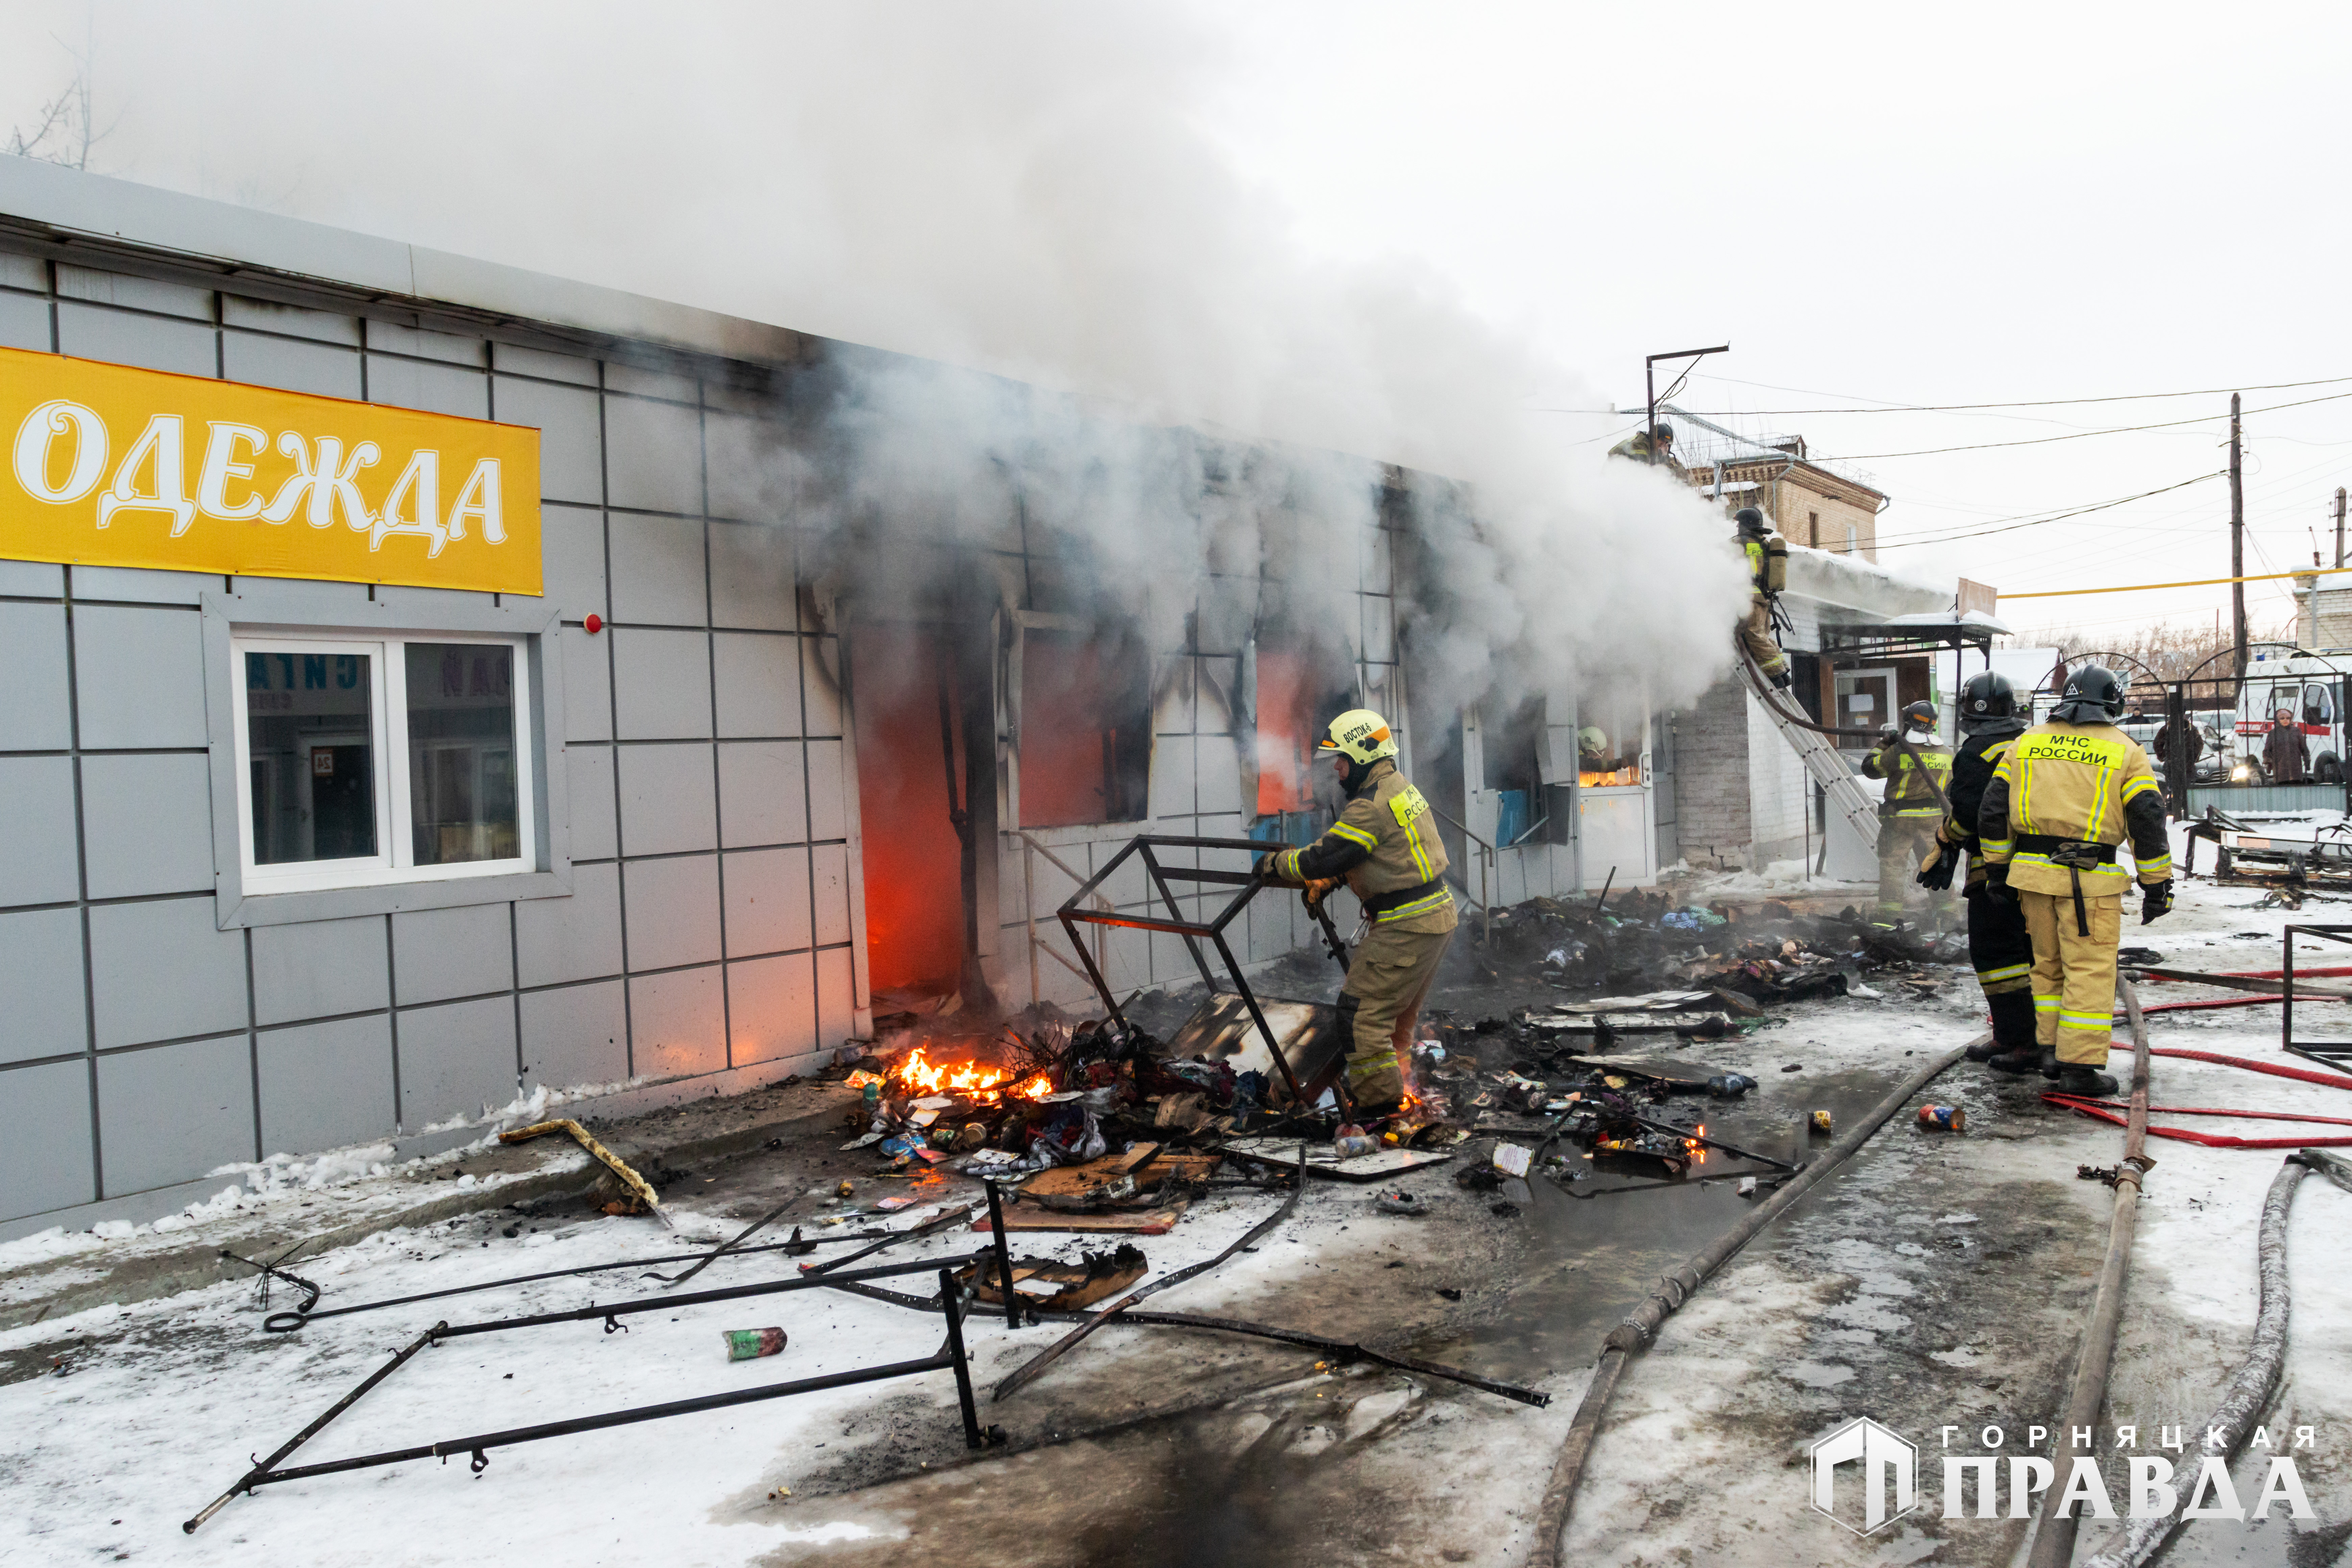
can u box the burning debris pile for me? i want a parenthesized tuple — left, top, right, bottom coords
(1465, 891, 1968, 1005)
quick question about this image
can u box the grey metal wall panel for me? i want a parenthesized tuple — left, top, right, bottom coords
(628, 966, 725, 1077)
(607, 514, 708, 625)
(611, 629, 712, 740)
(221, 295, 361, 345)
(802, 638, 843, 733)
(815, 945, 854, 1054)
(0, 756, 79, 907)
(221, 329, 361, 398)
(621, 854, 721, 972)
(0, 907, 88, 1064)
(519, 979, 627, 1090)
(0, 252, 42, 288)
(252, 914, 391, 1026)
(0, 559, 62, 596)
(811, 843, 852, 948)
(707, 522, 795, 630)
(1149, 734, 1196, 818)
(616, 742, 716, 857)
(604, 363, 696, 402)
(604, 396, 704, 515)
(0, 289, 50, 350)
(395, 996, 517, 1127)
(55, 265, 212, 319)
(89, 898, 245, 1050)
(492, 377, 603, 506)
(806, 739, 848, 840)
(727, 953, 814, 1065)
(97, 1033, 254, 1194)
(79, 752, 215, 899)
(367, 355, 488, 419)
(564, 745, 618, 860)
(514, 860, 622, 988)
(392, 902, 515, 1005)
(703, 413, 789, 524)
(257, 1013, 395, 1154)
(1196, 735, 1242, 814)
(0, 1059, 95, 1216)
(491, 342, 597, 387)
(717, 741, 807, 847)
(722, 846, 812, 957)
(713, 633, 801, 738)
(541, 505, 608, 620)
(73, 605, 209, 749)
(66, 564, 206, 605)
(560, 625, 612, 743)
(54, 301, 215, 376)
(366, 322, 485, 366)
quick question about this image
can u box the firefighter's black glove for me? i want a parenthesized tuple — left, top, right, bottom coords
(1252, 852, 1282, 883)
(2140, 879, 2175, 925)
(1879, 726, 1898, 743)
(1916, 843, 1956, 891)
(1984, 861, 2018, 907)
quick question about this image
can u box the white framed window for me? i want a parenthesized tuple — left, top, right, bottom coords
(232, 631, 536, 894)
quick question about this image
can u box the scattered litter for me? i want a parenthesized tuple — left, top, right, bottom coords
(723, 1327, 787, 1361)
(1492, 1143, 1532, 1178)
(1810, 1110, 1833, 1136)
(1916, 1105, 1967, 1133)
(1375, 1190, 1426, 1215)
(1736, 1176, 1759, 1197)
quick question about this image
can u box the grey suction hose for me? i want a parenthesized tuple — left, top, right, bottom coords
(2078, 1147, 2337, 1568)
(1525, 1033, 1979, 1568)
(2025, 977, 2154, 1568)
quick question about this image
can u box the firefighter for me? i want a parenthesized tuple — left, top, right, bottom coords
(1733, 507, 1793, 690)
(1255, 708, 1456, 1116)
(1609, 420, 1684, 476)
(1977, 664, 2173, 1096)
(1916, 673, 2032, 1063)
(1861, 699, 1953, 923)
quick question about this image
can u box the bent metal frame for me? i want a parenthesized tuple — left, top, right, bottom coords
(1056, 834, 1319, 1109)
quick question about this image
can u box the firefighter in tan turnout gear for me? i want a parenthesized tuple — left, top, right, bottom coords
(1862, 699, 1953, 923)
(1976, 665, 2173, 1096)
(1256, 709, 1457, 1115)
(1732, 507, 1793, 690)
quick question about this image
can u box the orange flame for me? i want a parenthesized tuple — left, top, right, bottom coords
(891, 1046, 1054, 1102)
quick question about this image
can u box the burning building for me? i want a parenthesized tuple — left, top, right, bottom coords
(0, 158, 1724, 1236)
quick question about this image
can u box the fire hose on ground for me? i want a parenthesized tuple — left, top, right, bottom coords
(1524, 1031, 1980, 1568)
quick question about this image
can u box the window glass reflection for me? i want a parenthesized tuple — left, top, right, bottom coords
(406, 643, 520, 865)
(246, 650, 376, 863)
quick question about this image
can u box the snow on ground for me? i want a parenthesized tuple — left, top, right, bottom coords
(1556, 854, 2352, 1565)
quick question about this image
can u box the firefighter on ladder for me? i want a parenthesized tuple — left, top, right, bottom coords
(1255, 708, 1455, 1116)
(1733, 507, 1792, 690)
(1861, 699, 1953, 924)
(1976, 665, 2174, 1096)
(1916, 672, 2034, 1064)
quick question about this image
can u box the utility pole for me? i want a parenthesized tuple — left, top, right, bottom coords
(2231, 392, 2246, 680)
(1643, 344, 1730, 466)
(2335, 486, 2346, 568)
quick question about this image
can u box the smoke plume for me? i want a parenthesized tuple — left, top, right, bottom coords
(10, 0, 1750, 714)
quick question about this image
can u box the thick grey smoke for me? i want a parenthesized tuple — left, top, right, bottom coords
(6, 0, 1750, 713)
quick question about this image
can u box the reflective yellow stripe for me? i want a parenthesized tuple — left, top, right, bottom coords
(1977, 962, 2032, 983)
(1375, 890, 1452, 922)
(1328, 822, 1378, 850)
(2121, 775, 2159, 803)
(2033, 995, 2061, 1012)
(2139, 855, 2173, 877)
(1404, 817, 1435, 879)
(1277, 849, 1304, 880)
(2059, 1010, 2112, 1028)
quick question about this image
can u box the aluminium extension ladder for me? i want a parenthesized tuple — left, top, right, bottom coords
(1736, 645, 1885, 848)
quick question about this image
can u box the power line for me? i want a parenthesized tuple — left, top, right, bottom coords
(1828, 389, 2352, 461)
(1872, 472, 2226, 550)
(1682, 372, 2352, 415)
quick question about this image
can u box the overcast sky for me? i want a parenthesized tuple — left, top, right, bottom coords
(6, 0, 2350, 650)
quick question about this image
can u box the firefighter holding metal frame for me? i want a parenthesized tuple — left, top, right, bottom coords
(1255, 708, 1455, 1116)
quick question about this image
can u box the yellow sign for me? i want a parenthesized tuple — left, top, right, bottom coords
(0, 346, 542, 594)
